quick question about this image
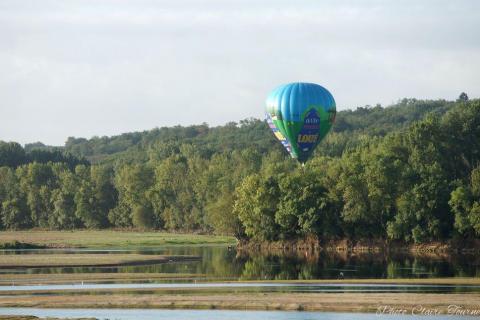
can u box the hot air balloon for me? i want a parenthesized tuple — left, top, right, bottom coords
(266, 82, 336, 163)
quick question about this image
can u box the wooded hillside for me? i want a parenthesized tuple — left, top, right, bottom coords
(1, 97, 479, 243)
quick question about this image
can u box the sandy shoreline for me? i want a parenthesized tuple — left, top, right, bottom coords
(1, 291, 480, 314)
(0, 254, 199, 269)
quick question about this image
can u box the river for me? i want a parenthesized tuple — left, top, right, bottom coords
(1, 245, 478, 280)
(0, 308, 477, 320)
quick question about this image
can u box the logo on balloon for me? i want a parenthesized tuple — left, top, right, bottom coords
(297, 109, 321, 152)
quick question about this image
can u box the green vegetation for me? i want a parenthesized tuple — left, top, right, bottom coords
(0, 141, 87, 169)
(1, 97, 479, 244)
(0, 230, 235, 248)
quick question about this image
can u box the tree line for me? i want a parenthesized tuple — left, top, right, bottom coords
(0, 98, 479, 243)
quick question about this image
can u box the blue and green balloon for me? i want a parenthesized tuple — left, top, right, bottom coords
(266, 82, 336, 163)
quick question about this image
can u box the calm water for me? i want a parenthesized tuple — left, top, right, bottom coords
(0, 308, 476, 320)
(1, 246, 479, 280)
(2, 282, 480, 293)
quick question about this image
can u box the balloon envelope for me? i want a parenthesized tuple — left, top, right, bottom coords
(265, 82, 336, 163)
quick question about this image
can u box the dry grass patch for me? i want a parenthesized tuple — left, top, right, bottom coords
(1, 292, 480, 313)
(0, 254, 198, 268)
(0, 272, 205, 285)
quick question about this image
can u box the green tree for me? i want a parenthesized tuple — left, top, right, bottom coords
(233, 174, 280, 241)
(149, 155, 199, 230)
(51, 189, 77, 229)
(16, 163, 57, 228)
(0, 141, 26, 167)
(109, 164, 154, 227)
(1, 197, 29, 229)
(458, 92, 469, 102)
(0, 167, 20, 229)
(75, 165, 116, 228)
(132, 205, 155, 229)
(275, 171, 334, 238)
(449, 167, 480, 237)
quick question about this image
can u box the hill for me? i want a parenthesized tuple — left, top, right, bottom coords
(60, 98, 455, 164)
(1, 98, 479, 244)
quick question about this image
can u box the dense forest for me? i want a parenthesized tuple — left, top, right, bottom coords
(1, 96, 479, 243)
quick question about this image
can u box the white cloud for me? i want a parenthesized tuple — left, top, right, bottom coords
(0, 0, 479, 144)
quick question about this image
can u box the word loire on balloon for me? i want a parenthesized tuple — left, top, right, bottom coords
(265, 82, 336, 163)
(297, 134, 318, 143)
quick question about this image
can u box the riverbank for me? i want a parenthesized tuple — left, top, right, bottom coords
(2, 231, 479, 254)
(1, 291, 479, 314)
(238, 238, 480, 254)
(0, 230, 235, 248)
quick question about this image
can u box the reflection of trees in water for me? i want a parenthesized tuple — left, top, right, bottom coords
(236, 249, 480, 280)
(11, 247, 480, 279)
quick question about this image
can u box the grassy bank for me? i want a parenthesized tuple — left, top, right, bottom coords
(0, 230, 236, 248)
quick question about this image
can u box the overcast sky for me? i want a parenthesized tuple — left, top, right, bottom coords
(1, 0, 479, 145)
